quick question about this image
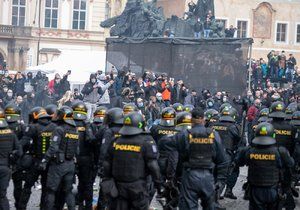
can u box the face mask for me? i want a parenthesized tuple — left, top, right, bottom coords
(3, 88, 8, 93)
(137, 102, 144, 108)
(91, 79, 96, 83)
(223, 98, 227, 102)
(157, 96, 162, 101)
(7, 93, 13, 97)
(216, 95, 221, 99)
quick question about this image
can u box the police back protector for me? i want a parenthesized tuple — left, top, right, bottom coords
(112, 134, 146, 182)
(186, 127, 215, 169)
(247, 146, 280, 187)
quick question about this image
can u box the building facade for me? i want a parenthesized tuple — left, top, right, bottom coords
(0, 0, 118, 71)
(158, 0, 300, 61)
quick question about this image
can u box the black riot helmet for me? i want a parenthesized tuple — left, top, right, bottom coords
(104, 108, 124, 126)
(0, 108, 8, 128)
(204, 109, 219, 121)
(252, 122, 276, 145)
(258, 108, 269, 123)
(219, 107, 236, 122)
(291, 111, 300, 126)
(160, 107, 176, 127)
(119, 112, 144, 135)
(29, 107, 50, 123)
(172, 103, 184, 113)
(53, 106, 75, 126)
(4, 104, 21, 123)
(175, 111, 192, 131)
(45, 104, 58, 117)
(72, 101, 88, 121)
(269, 101, 286, 119)
(183, 104, 194, 113)
(219, 102, 232, 112)
(29, 107, 42, 124)
(123, 103, 138, 115)
(285, 104, 296, 120)
(93, 106, 108, 123)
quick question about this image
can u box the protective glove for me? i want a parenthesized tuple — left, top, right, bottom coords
(38, 159, 48, 171)
(98, 166, 104, 177)
(155, 181, 163, 198)
(9, 150, 19, 164)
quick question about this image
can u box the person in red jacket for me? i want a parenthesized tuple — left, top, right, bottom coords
(246, 99, 261, 142)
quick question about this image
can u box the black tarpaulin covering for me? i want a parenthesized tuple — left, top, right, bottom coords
(106, 37, 253, 95)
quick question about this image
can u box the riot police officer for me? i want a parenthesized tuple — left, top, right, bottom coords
(72, 101, 95, 210)
(0, 108, 22, 210)
(211, 106, 242, 199)
(290, 111, 300, 198)
(175, 111, 192, 132)
(269, 101, 297, 210)
(250, 108, 270, 144)
(204, 109, 219, 127)
(172, 103, 184, 113)
(18, 107, 55, 210)
(97, 107, 124, 210)
(4, 104, 26, 209)
(235, 122, 294, 210)
(123, 103, 138, 115)
(257, 108, 269, 123)
(150, 107, 177, 180)
(164, 108, 227, 210)
(183, 104, 194, 113)
(163, 111, 192, 209)
(41, 106, 79, 210)
(219, 103, 233, 113)
(90, 106, 107, 182)
(45, 104, 58, 119)
(103, 112, 161, 210)
(286, 102, 297, 121)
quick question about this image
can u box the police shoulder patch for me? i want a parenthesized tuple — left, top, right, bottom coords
(152, 145, 157, 153)
(53, 136, 58, 142)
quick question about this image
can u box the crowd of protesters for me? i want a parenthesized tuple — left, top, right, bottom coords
(251, 51, 298, 89)
(0, 50, 300, 210)
(0, 49, 298, 127)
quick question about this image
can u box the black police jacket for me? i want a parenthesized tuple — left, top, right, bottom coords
(211, 121, 241, 151)
(236, 145, 294, 187)
(20, 120, 56, 159)
(165, 124, 228, 182)
(269, 119, 296, 153)
(45, 123, 79, 162)
(104, 133, 161, 184)
(75, 120, 94, 158)
(0, 127, 22, 165)
(150, 124, 177, 155)
(99, 125, 122, 165)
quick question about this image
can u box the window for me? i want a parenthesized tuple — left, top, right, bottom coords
(296, 24, 300, 43)
(12, 0, 26, 26)
(216, 19, 227, 28)
(276, 23, 288, 43)
(45, 0, 58, 28)
(72, 0, 87, 30)
(237, 20, 248, 38)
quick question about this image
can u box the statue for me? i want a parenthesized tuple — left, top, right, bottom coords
(100, 0, 165, 38)
(194, 0, 215, 21)
(100, 0, 223, 38)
